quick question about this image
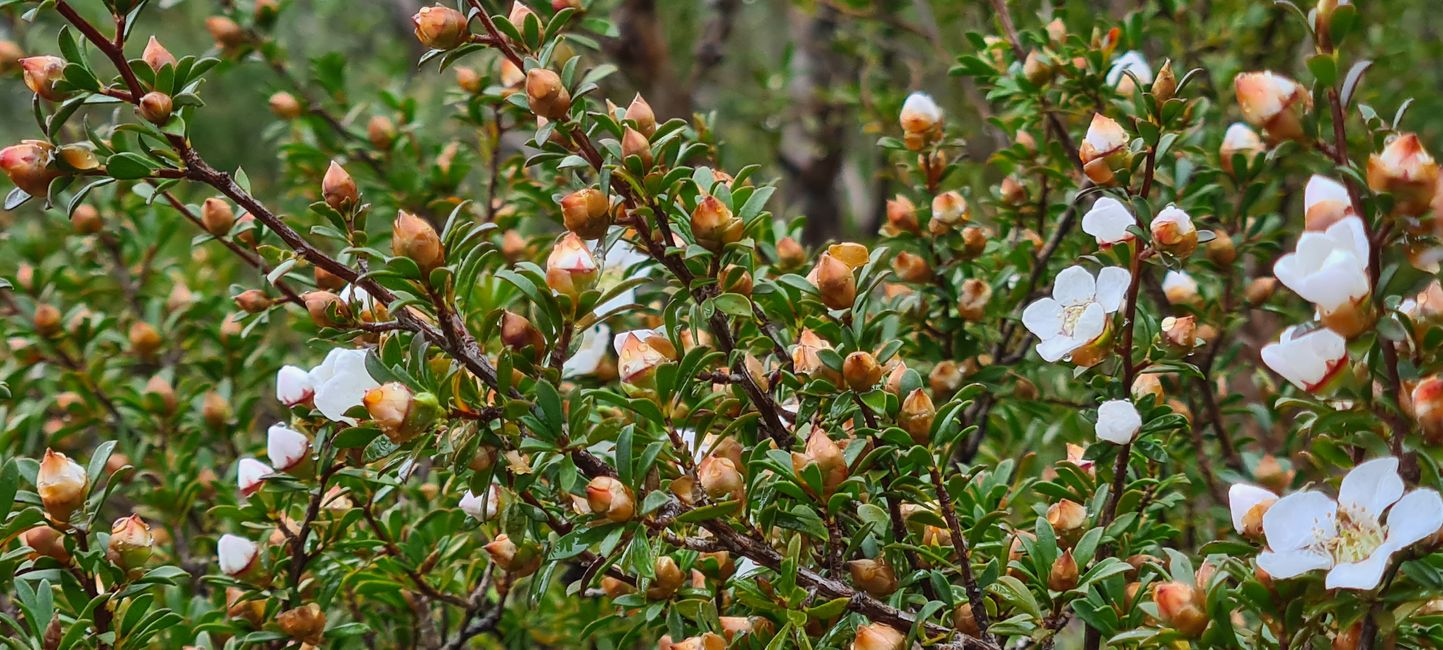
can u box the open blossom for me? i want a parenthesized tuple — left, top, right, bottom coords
(1106, 50, 1153, 93)
(217, 533, 259, 576)
(1258, 457, 1443, 589)
(237, 458, 273, 497)
(1080, 196, 1135, 245)
(266, 424, 310, 472)
(308, 348, 380, 425)
(1095, 399, 1142, 444)
(1261, 325, 1347, 393)
(1303, 175, 1353, 231)
(1229, 483, 1278, 538)
(1022, 265, 1130, 363)
(276, 365, 314, 406)
(1220, 122, 1264, 172)
(1273, 215, 1372, 336)
(1234, 71, 1309, 141)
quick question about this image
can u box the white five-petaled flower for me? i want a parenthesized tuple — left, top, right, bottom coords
(1259, 457, 1443, 590)
(1095, 399, 1142, 444)
(308, 348, 380, 425)
(266, 424, 310, 472)
(217, 533, 258, 576)
(1273, 215, 1371, 315)
(460, 485, 501, 521)
(1261, 325, 1348, 392)
(1022, 265, 1130, 362)
(1106, 51, 1153, 87)
(1229, 483, 1278, 536)
(1080, 196, 1136, 245)
(237, 458, 272, 497)
(275, 365, 313, 407)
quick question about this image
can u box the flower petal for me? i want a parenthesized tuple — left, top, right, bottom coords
(1258, 548, 1333, 580)
(1229, 483, 1279, 534)
(1071, 302, 1106, 344)
(1262, 490, 1337, 553)
(1036, 334, 1080, 363)
(1384, 488, 1443, 550)
(1325, 548, 1393, 590)
(1052, 266, 1096, 306)
(563, 324, 610, 378)
(1022, 298, 1065, 338)
(1081, 197, 1135, 244)
(1094, 267, 1131, 312)
(1338, 457, 1403, 520)
(1095, 399, 1141, 445)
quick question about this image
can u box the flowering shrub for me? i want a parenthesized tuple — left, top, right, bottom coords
(4, 1, 1443, 649)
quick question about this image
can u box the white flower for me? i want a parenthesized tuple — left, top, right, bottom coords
(1106, 51, 1153, 87)
(460, 485, 501, 521)
(339, 284, 375, 310)
(1259, 457, 1443, 589)
(276, 365, 314, 407)
(613, 327, 673, 383)
(1235, 71, 1305, 126)
(563, 323, 612, 377)
(1081, 196, 1136, 245)
(237, 458, 272, 497)
(1082, 114, 1128, 159)
(593, 240, 650, 317)
(1162, 270, 1199, 304)
(217, 533, 258, 576)
(1022, 265, 1130, 362)
(266, 424, 310, 472)
(1221, 122, 1263, 154)
(899, 92, 943, 132)
(1273, 216, 1370, 313)
(1261, 325, 1347, 392)
(1229, 483, 1278, 535)
(1095, 399, 1142, 444)
(1151, 205, 1195, 237)
(308, 348, 380, 425)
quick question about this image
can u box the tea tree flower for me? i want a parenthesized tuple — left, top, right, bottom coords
(1079, 114, 1130, 185)
(309, 348, 380, 425)
(1261, 325, 1347, 393)
(1303, 175, 1354, 231)
(1258, 457, 1443, 589)
(1273, 216, 1373, 336)
(1228, 483, 1277, 538)
(460, 486, 501, 521)
(1095, 399, 1141, 444)
(1150, 205, 1198, 257)
(899, 92, 942, 150)
(1022, 265, 1131, 364)
(1106, 50, 1152, 94)
(37, 450, 87, 522)
(1367, 133, 1439, 215)
(1234, 71, 1310, 142)
(275, 365, 313, 406)
(237, 458, 273, 497)
(266, 424, 310, 473)
(217, 533, 259, 577)
(1081, 196, 1136, 246)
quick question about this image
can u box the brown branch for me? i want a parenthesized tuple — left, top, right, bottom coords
(929, 466, 996, 645)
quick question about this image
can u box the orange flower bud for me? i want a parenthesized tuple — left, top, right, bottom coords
(201, 197, 236, 236)
(234, 289, 273, 313)
(842, 351, 883, 392)
(930, 190, 970, 231)
(277, 603, 327, 646)
(1131, 373, 1164, 402)
(669, 633, 726, 650)
(33, 303, 62, 337)
(455, 66, 482, 94)
(621, 126, 653, 168)
(138, 91, 173, 124)
(22, 525, 69, 563)
(129, 321, 162, 357)
(810, 253, 857, 310)
(1206, 229, 1237, 265)
(957, 278, 992, 321)
(721, 264, 753, 296)
(302, 290, 350, 327)
(852, 623, 906, 650)
(953, 603, 981, 637)
(203, 390, 231, 429)
(1367, 133, 1440, 215)
(585, 475, 636, 522)
(691, 195, 743, 251)
(142, 36, 176, 71)
(847, 558, 898, 597)
(500, 310, 545, 361)
(1245, 276, 1277, 306)
(483, 533, 541, 576)
(1048, 550, 1079, 590)
(1153, 581, 1208, 636)
(70, 203, 102, 234)
(1413, 376, 1443, 444)
(392, 210, 445, 274)
(21, 56, 71, 101)
(560, 188, 611, 239)
(625, 93, 657, 137)
(412, 5, 470, 50)
(322, 161, 359, 212)
(525, 68, 572, 120)
(368, 115, 397, 149)
(885, 195, 919, 235)
(144, 375, 177, 415)
(37, 449, 87, 522)
(776, 236, 806, 269)
(268, 92, 303, 119)
(106, 514, 153, 569)
(891, 251, 930, 283)
(791, 429, 847, 496)
(205, 16, 246, 50)
(647, 556, 685, 600)
(364, 382, 440, 443)
(1, 140, 60, 196)
(899, 388, 936, 444)
(1046, 499, 1087, 536)
(0, 40, 22, 74)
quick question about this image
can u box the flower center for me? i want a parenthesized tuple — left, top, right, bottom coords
(1061, 303, 1089, 336)
(1324, 507, 1386, 565)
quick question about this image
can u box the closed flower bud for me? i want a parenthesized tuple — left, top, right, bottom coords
(1367, 133, 1439, 215)
(142, 37, 175, 71)
(1161, 315, 1197, 350)
(1150, 205, 1197, 257)
(225, 587, 265, 625)
(1022, 50, 1053, 84)
(0, 40, 22, 73)
(842, 351, 882, 392)
(275, 366, 313, 406)
(957, 279, 992, 321)
(129, 321, 162, 357)
(1234, 71, 1310, 143)
(625, 93, 657, 137)
(37, 449, 87, 522)
(930, 191, 970, 230)
(847, 558, 898, 597)
(368, 115, 397, 149)
(21, 526, 69, 563)
(1245, 276, 1277, 305)
(322, 161, 359, 212)
(106, 515, 152, 569)
(1153, 581, 1208, 637)
(277, 603, 326, 646)
(722, 264, 753, 296)
(621, 126, 653, 168)
(698, 455, 745, 500)
(899, 388, 936, 444)
(899, 92, 943, 151)
(500, 310, 545, 360)
(1206, 229, 1237, 265)
(1131, 373, 1164, 402)
(1046, 499, 1087, 536)
(459, 486, 501, 521)
(392, 210, 445, 274)
(791, 429, 847, 496)
(1413, 376, 1443, 443)
(138, 92, 173, 124)
(585, 475, 636, 522)
(205, 16, 246, 50)
(144, 375, 177, 415)
(614, 328, 676, 388)
(1152, 60, 1178, 102)
(1, 139, 60, 196)
(412, 5, 469, 50)
(1220, 123, 1265, 174)
(1079, 113, 1130, 185)
(552, 187, 611, 239)
(233, 289, 272, 313)
(267, 424, 310, 473)
(525, 68, 571, 120)
(237, 458, 272, 497)
(891, 251, 930, 283)
(852, 623, 906, 650)
(884, 195, 919, 234)
(302, 290, 350, 327)
(455, 66, 482, 94)
(545, 233, 599, 297)
(507, 1, 538, 26)
(691, 195, 743, 251)
(70, 203, 102, 234)
(33, 303, 62, 336)
(1000, 175, 1027, 205)
(1162, 270, 1199, 305)
(953, 603, 981, 637)
(647, 556, 685, 599)
(21, 56, 70, 101)
(1048, 550, 1079, 590)
(776, 236, 806, 269)
(202, 390, 231, 429)
(670, 633, 726, 650)
(364, 382, 440, 443)
(268, 92, 302, 119)
(810, 253, 857, 310)
(201, 197, 235, 236)
(483, 533, 541, 576)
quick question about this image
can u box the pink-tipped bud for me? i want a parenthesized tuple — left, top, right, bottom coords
(322, 161, 359, 212)
(21, 56, 70, 101)
(142, 37, 176, 71)
(267, 424, 310, 473)
(237, 458, 272, 497)
(217, 533, 259, 576)
(0, 140, 60, 196)
(1367, 133, 1440, 216)
(412, 5, 470, 50)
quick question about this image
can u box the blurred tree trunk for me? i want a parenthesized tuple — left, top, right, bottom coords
(610, 0, 691, 118)
(779, 5, 848, 245)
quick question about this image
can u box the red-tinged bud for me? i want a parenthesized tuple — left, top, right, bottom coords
(368, 115, 397, 149)
(37, 449, 87, 523)
(691, 195, 743, 251)
(302, 290, 350, 327)
(1049, 550, 1079, 590)
(647, 556, 685, 600)
(1, 140, 60, 196)
(810, 253, 857, 310)
(392, 210, 445, 274)
(524, 68, 571, 120)
(625, 93, 657, 137)
(507, 1, 537, 25)
(70, 204, 102, 234)
(776, 237, 805, 269)
(485, 534, 541, 575)
(1161, 315, 1197, 350)
(322, 161, 359, 212)
(205, 16, 246, 50)
(141, 37, 176, 71)
(847, 558, 898, 597)
(201, 197, 235, 236)
(791, 429, 847, 497)
(560, 187, 611, 239)
(545, 233, 599, 297)
(899, 388, 936, 444)
(891, 251, 930, 283)
(33, 303, 62, 336)
(106, 514, 153, 569)
(364, 382, 441, 443)
(1153, 581, 1208, 637)
(585, 476, 636, 522)
(137, 91, 173, 124)
(0, 41, 22, 74)
(21, 56, 70, 101)
(957, 279, 992, 321)
(277, 603, 327, 646)
(500, 310, 545, 360)
(884, 195, 919, 235)
(621, 126, 653, 168)
(144, 375, 177, 415)
(455, 66, 482, 94)
(129, 321, 162, 357)
(698, 455, 745, 501)
(412, 5, 470, 50)
(1413, 376, 1443, 444)
(1367, 133, 1440, 215)
(268, 92, 302, 119)
(233, 289, 272, 313)
(852, 623, 906, 650)
(842, 351, 883, 392)
(22, 526, 69, 563)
